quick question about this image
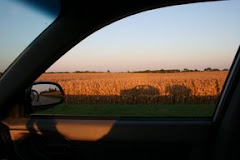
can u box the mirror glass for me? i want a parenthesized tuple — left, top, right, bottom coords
(31, 83, 63, 106)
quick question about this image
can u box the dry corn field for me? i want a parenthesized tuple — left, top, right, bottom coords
(37, 71, 228, 104)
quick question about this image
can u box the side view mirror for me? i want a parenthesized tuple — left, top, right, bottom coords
(30, 82, 64, 109)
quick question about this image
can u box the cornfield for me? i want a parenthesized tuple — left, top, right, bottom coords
(37, 71, 228, 104)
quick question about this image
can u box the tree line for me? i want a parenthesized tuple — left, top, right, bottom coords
(131, 68, 228, 73)
(45, 68, 229, 74)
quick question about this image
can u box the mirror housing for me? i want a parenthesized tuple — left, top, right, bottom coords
(28, 81, 64, 111)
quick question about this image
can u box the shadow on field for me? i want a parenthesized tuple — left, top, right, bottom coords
(165, 85, 192, 97)
(64, 85, 219, 104)
(120, 85, 160, 96)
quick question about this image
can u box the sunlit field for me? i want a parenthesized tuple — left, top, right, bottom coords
(35, 71, 228, 117)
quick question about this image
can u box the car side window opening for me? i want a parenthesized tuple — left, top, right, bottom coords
(33, 0, 240, 117)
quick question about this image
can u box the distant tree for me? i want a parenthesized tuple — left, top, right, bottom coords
(204, 67, 212, 71)
(183, 68, 189, 72)
(75, 70, 99, 73)
(223, 68, 229, 71)
(211, 68, 220, 71)
(182, 68, 199, 72)
(132, 69, 181, 73)
(107, 70, 110, 73)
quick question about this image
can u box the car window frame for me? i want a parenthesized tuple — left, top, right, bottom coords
(30, 1, 240, 120)
(0, 0, 235, 122)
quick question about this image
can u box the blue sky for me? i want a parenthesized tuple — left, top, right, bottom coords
(0, 0, 240, 73)
(0, 0, 59, 73)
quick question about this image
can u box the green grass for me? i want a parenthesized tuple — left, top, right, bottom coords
(33, 103, 216, 117)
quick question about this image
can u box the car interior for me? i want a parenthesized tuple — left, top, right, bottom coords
(0, 0, 240, 159)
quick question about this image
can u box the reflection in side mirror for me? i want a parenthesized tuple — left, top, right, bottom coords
(31, 83, 64, 107)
